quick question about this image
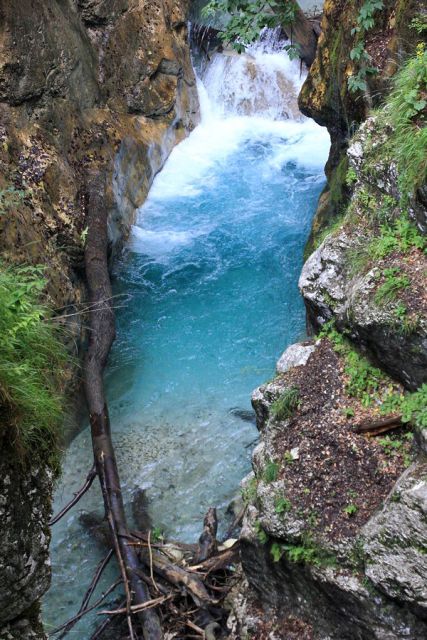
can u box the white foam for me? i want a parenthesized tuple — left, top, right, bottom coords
(130, 225, 209, 257)
(132, 39, 330, 245)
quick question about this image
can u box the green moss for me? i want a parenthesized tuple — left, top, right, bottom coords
(305, 155, 350, 258)
(320, 322, 390, 404)
(270, 533, 336, 567)
(0, 261, 68, 471)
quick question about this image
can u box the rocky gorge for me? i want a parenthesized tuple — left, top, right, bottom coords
(0, 0, 426, 639)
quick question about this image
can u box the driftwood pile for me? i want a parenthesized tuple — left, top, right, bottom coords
(49, 501, 243, 640)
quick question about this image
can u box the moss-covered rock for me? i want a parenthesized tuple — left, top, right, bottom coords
(299, 0, 426, 254)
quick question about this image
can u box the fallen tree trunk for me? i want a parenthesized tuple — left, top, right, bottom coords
(84, 171, 162, 640)
(353, 414, 404, 436)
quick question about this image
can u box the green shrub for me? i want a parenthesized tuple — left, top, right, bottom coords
(0, 262, 67, 468)
(271, 386, 300, 421)
(344, 503, 358, 516)
(381, 384, 427, 429)
(202, 0, 299, 57)
(320, 322, 386, 404)
(271, 535, 336, 567)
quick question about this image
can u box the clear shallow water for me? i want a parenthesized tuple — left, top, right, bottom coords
(44, 42, 329, 637)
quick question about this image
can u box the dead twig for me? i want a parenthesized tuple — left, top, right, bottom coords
(49, 465, 97, 526)
(99, 594, 173, 616)
(148, 529, 160, 594)
(50, 579, 121, 636)
(56, 548, 114, 638)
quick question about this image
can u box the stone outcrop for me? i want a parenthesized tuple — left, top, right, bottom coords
(241, 340, 427, 639)
(0, 1, 199, 636)
(299, 117, 427, 391)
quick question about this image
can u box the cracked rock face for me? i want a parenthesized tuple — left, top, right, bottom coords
(299, 233, 427, 390)
(363, 462, 427, 615)
(0, 456, 52, 636)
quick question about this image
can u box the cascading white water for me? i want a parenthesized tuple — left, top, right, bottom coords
(44, 36, 330, 638)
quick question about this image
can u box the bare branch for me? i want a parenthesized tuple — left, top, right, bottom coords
(49, 465, 97, 526)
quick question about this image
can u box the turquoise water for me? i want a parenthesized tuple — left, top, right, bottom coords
(44, 44, 329, 637)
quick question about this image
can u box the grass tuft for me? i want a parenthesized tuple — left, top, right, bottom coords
(271, 386, 300, 421)
(385, 44, 427, 201)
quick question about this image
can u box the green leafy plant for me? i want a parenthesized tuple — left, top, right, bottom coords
(271, 386, 300, 421)
(254, 520, 269, 544)
(275, 496, 291, 514)
(410, 14, 427, 35)
(202, 0, 299, 57)
(344, 503, 358, 516)
(378, 435, 404, 456)
(279, 534, 336, 567)
(320, 322, 386, 403)
(345, 167, 357, 186)
(381, 384, 427, 429)
(348, 0, 384, 93)
(263, 458, 280, 483)
(151, 526, 164, 542)
(354, 215, 426, 273)
(0, 261, 68, 469)
(342, 407, 355, 418)
(385, 44, 427, 200)
(374, 267, 410, 306)
(270, 541, 285, 562)
(242, 475, 258, 505)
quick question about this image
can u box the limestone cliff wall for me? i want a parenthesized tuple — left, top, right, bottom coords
(0, 2, 199, 637)
(299, 0, 425, 254)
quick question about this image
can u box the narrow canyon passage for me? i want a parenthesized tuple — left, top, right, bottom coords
(44, 38, 329, 636)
